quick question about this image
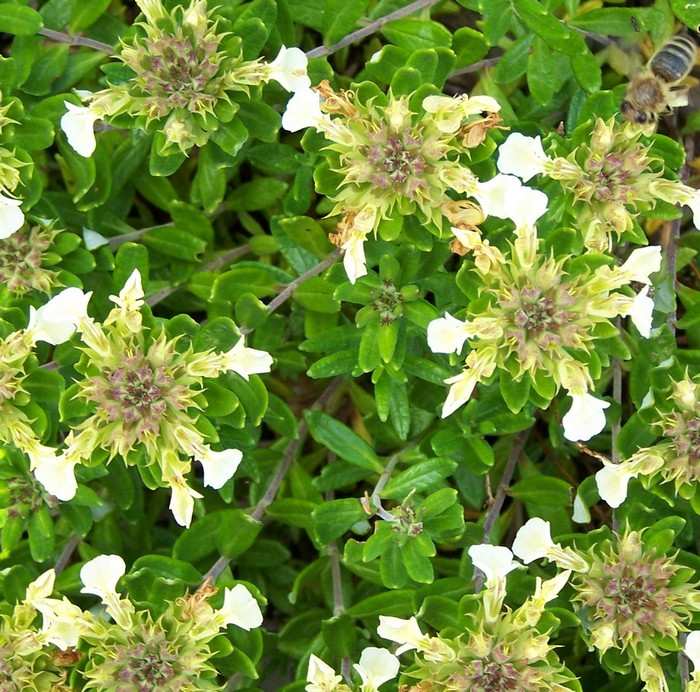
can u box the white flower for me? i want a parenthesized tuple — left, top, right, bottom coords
(595, 452, 664, 508)
(342, 230, 368, 285)
(618, 246, 662, 285)
(220, 337, 273, 380)
(427, 313, 474, 354)
(682, 188, 700, 230)
(686, 631, 700, 674)
(562, 392, 610, 442)
(512, 517, 556, 564)
(627, 285, 654, 337)
(168, 474, 203, 528)
(306, 654, 342, 692)
(0, 194, 24, 238)
(31, 448, 79, 501)
(512, 517, 589, 572)
(60, 101, 101, 157)
(110, 268, 145, 312)
(26, 287, 92, 345)
(215, 584, 263, 631)
(468, 544, 520, 621)
(30, 594, 84, 650)
(377, 615, 430, 655)
(195, 445, 242, 489)
(83, 228, 109, 250)
(572, 490, 590, 523)
(80, 554, 126, 599)
(468, 544, 520, 588)
(267, 45, 311, 93)
(282, 87, 324, 132)
(353, 647, 400, 692)
(441, 369, 478, 417)
(497, 132, 551, 181)
(472, 174, 548, 228)
(595, 462, 637, 508)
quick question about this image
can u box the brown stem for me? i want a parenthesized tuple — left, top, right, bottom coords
(475, 428, 531, 591)
(306, 0, 441, 59)
(54, 533, 80, 575)
(204, 378, 343, 583)
(39, 27, 113, 54)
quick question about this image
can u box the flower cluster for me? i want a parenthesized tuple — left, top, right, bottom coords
(596, 370, 700, 509)
(498, 118, 700, 252)
(25, 270, 273, 527)
(61, 0, 310, 157)
(513, 519, 700, 691)
(283, 81, 507, 282)
(18, 554, 264, 690)
(427, 228, 661, 441)
(375, 544, 577, 691)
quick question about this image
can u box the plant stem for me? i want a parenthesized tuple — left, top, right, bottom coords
(306, 0, 440, 59)
(39, 27, 113, 53)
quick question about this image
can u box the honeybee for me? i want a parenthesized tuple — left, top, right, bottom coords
(620, 34, 697, 128)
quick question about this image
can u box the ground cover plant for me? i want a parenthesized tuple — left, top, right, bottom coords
(3, 0, 700, 689)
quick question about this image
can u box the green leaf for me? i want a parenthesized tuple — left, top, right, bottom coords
(569, 8, 663, 36)
(325, 0, 369, 45)
(381, 18, 452, 51)
(402, 540, 434, 583)
(380, 542, 408, 588)
(227, 178, 288, 212)
(313, 498, 367, 543)
(322, 614, 357, 657)
(345, 589, 416, 618)
(294, 277, 340, 314)
(509, 476, 572, 507)
(173, 510, 261, 563)
(494, 33, 533, 84)
(382, 459, 458, 500)
(143, 228, 207, 261)
(570, 49, 602, 94)
(266, 498, 317, 530)
(0, 5, 44, 36)
(513, 0, 587, 57)
(500, 372, 531, 414)
(669, 0, 700, 29)
(69, 0, 111, 31)
(28, 505, 55, 562)
(527, 37, 555, 104)
(305, 410, 384, 473)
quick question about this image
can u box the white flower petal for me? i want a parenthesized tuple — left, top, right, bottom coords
(196, 446, 243, 489)
(80, 554, 126, 599)
(32, 450, 79, 502)
(353, 647, 400, 690)
(306, 654, 342, 691)
(0, 194, 24, 239)
(282, 87, 324, 132)
(83, 228, 109, 250)
(572, 490, 591, 524)
(472, 174, 548, 228)
(686, 631, 700, 673)
(618, 246, 662, 285)
(60, 101, 100, 157)
(427, 313, 474, 354)
(497, 132, 551, 181)
(595, 463, 635, 508)
(377, 615, 428, 655)
(217, 584, 263, 631)
(26, 287, 92, 345)
(562, 392, 610, 442)
(468, 544, 520, 587)
(628, 285, 654, 338)
(168, 475, 203, 528)
(221, 337, 273, 380)
(512, 517, 555, 564)
(441, 369, 478, 417)
(267, 45, 311, 93)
